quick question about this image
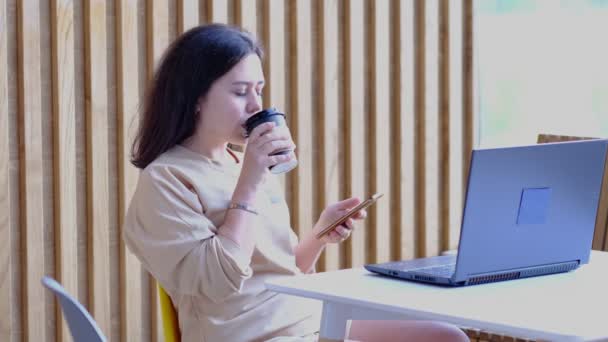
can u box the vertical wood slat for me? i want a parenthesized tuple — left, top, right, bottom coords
(103, 2, 120, 340)
(50, 1, 78, 341)
(262, 0, 285, 111)
(117, 1, 145, 342)
(343, 0, 368, 268)
(413, 0, 427, 258)
(0, 0, 11, 340)
(235, 0, 257, 35)
(463, 0, 474, 189)
(369, 0, 392, 264)
(146, 2, 172, 340)
(389, 0, 402, 262)
(449, 0, 465, 250)
(84, 0, 112, 337)
(288, 0, 314, 240)
(262, 0, 287, 192)
(199, 0, 207, 24)
(439, 0, 451, 253)
(423, 0, 440, 257)
(147, 1, 170, 80)
(177, 0, 200, 34)
(396, 0, 417, 261)
(6, 4, 21, 340)
(207, 0, 229, 23)
(316, 0, 342, 272)
(17, 1, 47, 341)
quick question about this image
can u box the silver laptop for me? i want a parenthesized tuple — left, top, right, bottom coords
(365, 139, 608, 286)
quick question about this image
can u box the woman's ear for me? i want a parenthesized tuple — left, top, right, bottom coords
(195, 95, 205, 115)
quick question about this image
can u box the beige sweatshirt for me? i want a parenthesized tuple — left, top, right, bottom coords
(123, 145, 321, 342)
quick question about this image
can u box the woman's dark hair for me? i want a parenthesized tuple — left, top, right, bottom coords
(131, 24, 264, 169)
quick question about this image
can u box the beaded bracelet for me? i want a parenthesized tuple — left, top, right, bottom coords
(227, 202, 259, 215)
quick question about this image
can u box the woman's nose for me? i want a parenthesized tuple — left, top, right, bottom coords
(246, 93, 262, 114)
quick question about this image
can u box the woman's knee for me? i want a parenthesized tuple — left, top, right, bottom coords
(425, 322, 469, 342)
(347, 320, 469, 342)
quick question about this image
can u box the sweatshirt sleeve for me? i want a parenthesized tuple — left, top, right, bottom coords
(123, 166, 253, 302)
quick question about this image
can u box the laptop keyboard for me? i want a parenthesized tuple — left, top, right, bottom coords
(383, 255, 457, 277)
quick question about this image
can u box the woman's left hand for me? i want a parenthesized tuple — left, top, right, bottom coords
(313, 197, 367, 244)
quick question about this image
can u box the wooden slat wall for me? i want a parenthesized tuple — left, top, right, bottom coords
(177, 0, 199, 34)
(116, 1, 146, 342)
(394, 0, 416, 262)
(17, 1, 49, 341)
(0, 0, 474, 341)
(288, 0, 314, 248)
(262, 0, 288, 194)
(85, 1, 113, 340)
(235, 0, 257, 35)
(450, 0, 466, 255)
(462, 0, 474, 188)
(344, 0, 368, 267)
(423, 0, 440, 258)
(1, 1, 11, 341)
(146, 2, 172, 341)
(317, 0, 342, 271)
(369, 0, 390, 264)
(438, 0, 451, 253)
(51, 1, 78, 341)
(413, 0, 427, 259)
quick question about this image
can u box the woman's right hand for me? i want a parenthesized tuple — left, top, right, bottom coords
(235, 122, 296, 196)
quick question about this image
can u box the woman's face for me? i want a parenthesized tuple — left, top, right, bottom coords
(197, 53, 265, 145)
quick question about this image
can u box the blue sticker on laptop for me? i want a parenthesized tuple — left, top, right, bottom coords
(517, 187, 552, 225)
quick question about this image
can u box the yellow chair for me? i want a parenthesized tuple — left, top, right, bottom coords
(158, 283, 181, 342)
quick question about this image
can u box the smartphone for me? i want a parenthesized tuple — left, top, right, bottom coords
(315, 193, 384, 239)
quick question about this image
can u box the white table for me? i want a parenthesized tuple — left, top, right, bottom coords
(266, 251, 608, 341)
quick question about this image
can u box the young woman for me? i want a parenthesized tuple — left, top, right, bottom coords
(123, 24, 468, 342)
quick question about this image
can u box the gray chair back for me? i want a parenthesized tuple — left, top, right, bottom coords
(41, 276, 107, 342)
